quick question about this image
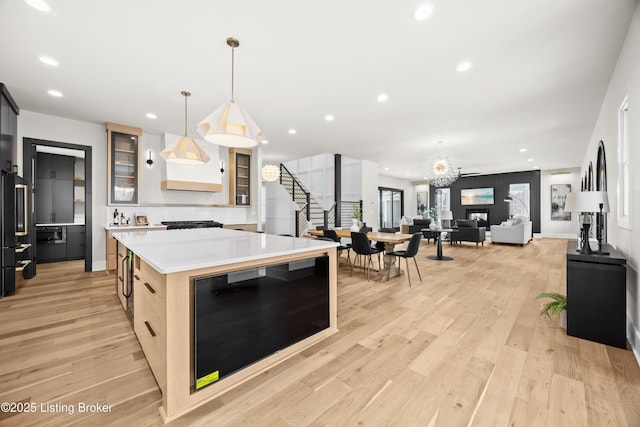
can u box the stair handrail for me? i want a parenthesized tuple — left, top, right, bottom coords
(280, 164, 310, 220)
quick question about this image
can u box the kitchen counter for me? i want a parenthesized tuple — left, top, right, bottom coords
(112, 227, 336, 274)
(37, 222, 85, 226)
(104, 224, 167, 231)
(112, 228, 338, 422)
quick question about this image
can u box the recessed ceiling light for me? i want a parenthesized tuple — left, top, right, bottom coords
(456, 61, 472, 72)
(377, 93, 388, 102)
(325, 114, 334, 122)
(384, 167, 389, 171)
(519, 148, 527, 152)
(146, 113, 157, 119)
(261, 139, 269, 144)
(527, 158, 533, 162)
(406, 172, 411, 176)
(47, 89, 63, 97)
(288, 129, 296, 135)
(39, 56, 58, 66)
(25, 0, 51, 12)
(413, 5, 433, 21)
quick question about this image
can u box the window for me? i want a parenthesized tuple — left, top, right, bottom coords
(618, 95, 631, 229)
(379, 187, 403, 230)
(508, 183, 530, 218)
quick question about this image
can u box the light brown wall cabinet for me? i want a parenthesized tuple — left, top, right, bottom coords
(107, 122, 142, 205)
(229, 148, 252, 206)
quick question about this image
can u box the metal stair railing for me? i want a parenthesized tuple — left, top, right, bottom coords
(280, 164, 310, 236)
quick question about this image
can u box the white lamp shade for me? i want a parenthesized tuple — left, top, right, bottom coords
(197, 102, 264, 148)
(160, 136, 211, 165)
(440, 210, 453, 220)
(564, 191, 609, 213)
(261, 164, 280, 181)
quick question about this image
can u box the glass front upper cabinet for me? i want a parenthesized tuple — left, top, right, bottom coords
(229, 148, 252, 206)
(107, 122, 142, 205)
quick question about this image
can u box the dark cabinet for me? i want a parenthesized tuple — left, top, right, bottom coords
(66, 225, 85, 260)
(35, 153, 74, 224)
(36, 225, 85, 263)
(566, 242, 626, 348)
(0, 83, 19, 172)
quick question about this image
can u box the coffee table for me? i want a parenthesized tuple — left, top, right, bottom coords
(423, 228, 456, 261)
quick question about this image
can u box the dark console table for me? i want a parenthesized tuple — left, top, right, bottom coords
(566, 241, 626, 348)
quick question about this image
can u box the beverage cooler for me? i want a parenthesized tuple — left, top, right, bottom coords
(1, 170, 32, 298)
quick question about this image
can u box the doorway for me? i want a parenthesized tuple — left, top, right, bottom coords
(379, 187, 403, 231)
(23, 138, 92, 273)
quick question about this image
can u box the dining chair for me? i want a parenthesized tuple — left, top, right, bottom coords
(387, 233, 423, 286)
(350, 232, 383, 281)
(323, 229, 351, 266)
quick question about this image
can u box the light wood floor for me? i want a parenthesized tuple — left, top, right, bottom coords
(1, 238, 639, 426)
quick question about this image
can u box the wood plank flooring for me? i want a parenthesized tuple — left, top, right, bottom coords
(0, 238, 639, 426)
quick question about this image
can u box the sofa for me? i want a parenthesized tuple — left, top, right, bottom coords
(451, 219, 486, 248)
(490, 217, 532, 245)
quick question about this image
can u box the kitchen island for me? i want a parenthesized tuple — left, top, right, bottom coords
(112, 228, 338, 422)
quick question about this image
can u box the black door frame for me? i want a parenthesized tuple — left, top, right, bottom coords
(378, 186, 404, 231)
(23, 138, 92, 272)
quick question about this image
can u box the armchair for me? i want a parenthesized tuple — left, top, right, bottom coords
(451, 219, 486, 248)
(490, 218, 532, 245)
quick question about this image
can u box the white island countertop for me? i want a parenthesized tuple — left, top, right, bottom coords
(112, 228, 337, 274)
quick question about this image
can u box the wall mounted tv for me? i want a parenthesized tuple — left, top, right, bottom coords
(461, 187, 495, 205)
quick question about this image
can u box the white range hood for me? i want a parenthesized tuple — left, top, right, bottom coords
(160, 133, 222, 192)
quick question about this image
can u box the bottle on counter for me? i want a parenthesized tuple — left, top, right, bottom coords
(113, 209, 119, 225)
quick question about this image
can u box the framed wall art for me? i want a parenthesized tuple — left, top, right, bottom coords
(551, 184, 571, 221)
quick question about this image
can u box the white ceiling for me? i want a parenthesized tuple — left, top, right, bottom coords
(1, 0, 638, 180)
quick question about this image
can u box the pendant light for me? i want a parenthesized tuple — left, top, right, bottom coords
(161, 91, 210, 165)
(197, 37, 264, 147)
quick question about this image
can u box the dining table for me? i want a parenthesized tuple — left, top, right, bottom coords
(308, 229, 415, 281)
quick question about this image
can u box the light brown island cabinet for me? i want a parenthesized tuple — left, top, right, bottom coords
(111, 228, 338, 422)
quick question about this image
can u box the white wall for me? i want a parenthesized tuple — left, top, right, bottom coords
(582, 2, 640, 361)
(284, 153, 335, 210)
(264, 180, 296, 235)
(361, 160, 379, 230)
(18, 111, 257, 271)
(540, 168, 582, 238)
(341, 156, 362, 202)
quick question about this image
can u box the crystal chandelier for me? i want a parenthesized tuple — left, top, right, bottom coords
(423, 151, 461, 187)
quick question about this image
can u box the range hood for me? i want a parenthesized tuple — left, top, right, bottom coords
(160, 133, 222, 192)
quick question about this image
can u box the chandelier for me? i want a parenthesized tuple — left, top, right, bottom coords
(423, 151, 461, 187)
(261, 164, 280, 182)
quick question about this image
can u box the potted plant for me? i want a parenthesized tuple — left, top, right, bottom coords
(534, 292, 567, 329)
(350, 206, 362, 231)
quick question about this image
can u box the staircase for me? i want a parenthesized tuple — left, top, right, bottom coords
(279, 165, 336, 236)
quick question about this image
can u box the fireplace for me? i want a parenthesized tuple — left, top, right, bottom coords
(466, 208, 490, 229)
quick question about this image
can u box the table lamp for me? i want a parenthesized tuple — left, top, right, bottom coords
(564, 191, 609, 255)
(440, 211, 453, 228)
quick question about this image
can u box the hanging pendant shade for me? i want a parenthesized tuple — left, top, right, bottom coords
(197, 101, 264, 148)
(197, 37, 264, 148)
(161, 136, 210, 165)
(161, 91, 210, 165)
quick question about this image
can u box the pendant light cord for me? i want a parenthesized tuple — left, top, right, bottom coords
(184, 93, 188, 136)
(231, 46, 235, 103)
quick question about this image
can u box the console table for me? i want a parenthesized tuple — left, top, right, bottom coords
(566, 241, 626, 348)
